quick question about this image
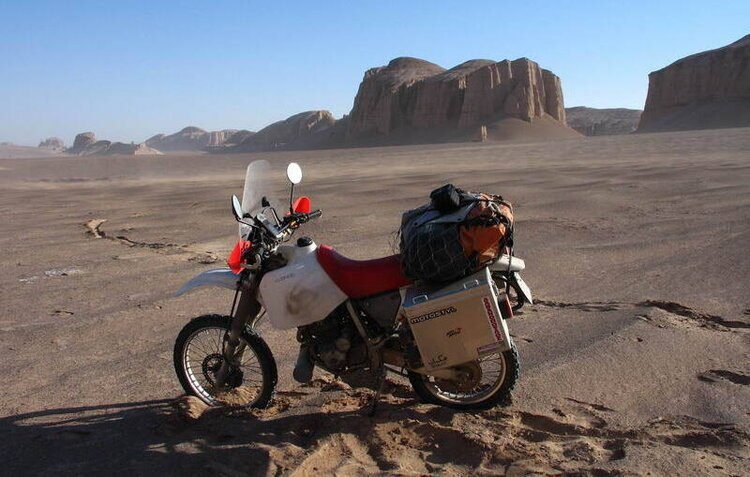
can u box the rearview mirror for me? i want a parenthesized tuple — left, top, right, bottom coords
(231, 195, 243, 222)
(286, 162, 302, 185)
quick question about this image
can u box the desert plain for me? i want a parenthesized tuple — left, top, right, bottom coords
(1, 128, 749, 475)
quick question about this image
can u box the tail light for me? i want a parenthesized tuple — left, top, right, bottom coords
(227, 240, 252, 274)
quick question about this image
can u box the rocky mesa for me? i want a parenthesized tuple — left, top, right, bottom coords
(565, 107, 642, 136)
(67, 132, 162, 156)
(638, 34, 750, 132)
(346, 56, 576, 143)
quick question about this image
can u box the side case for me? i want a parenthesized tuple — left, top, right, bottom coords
(259, 243, 347, 330)
(402, 268, 512, 371)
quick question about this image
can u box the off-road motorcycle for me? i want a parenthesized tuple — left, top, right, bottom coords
(174, 160, 533, 411)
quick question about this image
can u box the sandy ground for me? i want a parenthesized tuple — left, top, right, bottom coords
(1, 128, 749, 475)
(0, 144, 64, 159)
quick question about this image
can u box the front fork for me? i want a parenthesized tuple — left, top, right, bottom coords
(214, 279, 263, 387)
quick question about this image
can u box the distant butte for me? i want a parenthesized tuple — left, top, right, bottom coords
(344, 56, 577, 144)
(229, 111, 337, 152)
(67, 131, 162, 156)
(145, 127, 240, 152)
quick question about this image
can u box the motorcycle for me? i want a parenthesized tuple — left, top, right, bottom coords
(173, 160, 533, 411)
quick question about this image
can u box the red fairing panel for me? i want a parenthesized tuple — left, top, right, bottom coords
(292, 196, 311, 214)
(227, 240, 252, 274)
(316, 245, 412, 299)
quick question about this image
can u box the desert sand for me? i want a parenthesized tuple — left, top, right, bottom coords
(0, 144, 65, 159)
(1, 128, 748, 475)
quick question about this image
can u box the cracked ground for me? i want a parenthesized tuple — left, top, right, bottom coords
(1, 128, 749, 475)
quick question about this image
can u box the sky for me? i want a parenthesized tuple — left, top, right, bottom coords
(1, 1, 748, 146)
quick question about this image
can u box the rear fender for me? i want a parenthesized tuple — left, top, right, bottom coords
(491, 254, 525, 272)
(176, 268, 241, 296)
(512, 272, 533, 305)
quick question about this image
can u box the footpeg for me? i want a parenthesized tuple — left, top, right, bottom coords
(293, 345, 314, 383)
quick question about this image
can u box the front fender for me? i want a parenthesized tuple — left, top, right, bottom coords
(175, 268, 241, 297)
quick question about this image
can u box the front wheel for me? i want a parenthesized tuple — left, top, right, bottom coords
(408, 345, 519, 410)
(174, 314, 277, 407)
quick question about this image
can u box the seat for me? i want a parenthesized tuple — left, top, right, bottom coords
(316, 245, 412, 299)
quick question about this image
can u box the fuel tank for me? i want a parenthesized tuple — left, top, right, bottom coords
(259, 241, 347, 330)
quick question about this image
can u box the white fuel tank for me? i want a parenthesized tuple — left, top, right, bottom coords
(259, 241, 347, 330)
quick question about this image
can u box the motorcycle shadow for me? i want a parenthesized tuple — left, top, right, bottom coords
(0, 387, 471, 476)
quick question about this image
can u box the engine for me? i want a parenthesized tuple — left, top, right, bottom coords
(297, 304, 368, 373)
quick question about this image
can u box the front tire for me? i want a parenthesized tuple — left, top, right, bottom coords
(174, 314, 277, 408)
(408, 345, 519, 410)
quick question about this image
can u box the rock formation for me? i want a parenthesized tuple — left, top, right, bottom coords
(67, 132, 162, 156)
(105, 142, 163, 155)
(145, 126, 238, 152)
(225, 130, 255, 145)
(68, 132, 97, 154)
(346, 56, 569, 140)
(233, 111, 336, 151)
(38, 137, 65, 150)
(638, 35, 750, 132)
(565, 107, 642, 136)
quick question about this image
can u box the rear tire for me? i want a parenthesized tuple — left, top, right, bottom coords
(174, 314, 277, 408)
(408, 345, 519, 410)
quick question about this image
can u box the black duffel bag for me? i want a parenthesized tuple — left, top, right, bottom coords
(399, 184, 513, 283)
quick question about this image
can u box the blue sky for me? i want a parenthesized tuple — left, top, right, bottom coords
(1, 1, 748, 146)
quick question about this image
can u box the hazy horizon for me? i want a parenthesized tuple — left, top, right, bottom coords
(2, 0, 748, 146)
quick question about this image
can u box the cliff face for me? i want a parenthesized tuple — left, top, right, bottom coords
(347, 57, 567, 138)
(566, 107, 642, 136)
(638, 35, 750, 132)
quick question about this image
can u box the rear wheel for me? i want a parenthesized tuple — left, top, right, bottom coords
(174, 314, 277, 407)
(408, 345, 519, 410)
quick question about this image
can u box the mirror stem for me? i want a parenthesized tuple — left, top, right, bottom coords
(289, 183, 295, 214)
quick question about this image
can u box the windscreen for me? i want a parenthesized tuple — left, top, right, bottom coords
(238, 160, 289, 237)
(241, 160, 274, 216)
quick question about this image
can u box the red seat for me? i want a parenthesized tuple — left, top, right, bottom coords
(316, 245, 412, 299)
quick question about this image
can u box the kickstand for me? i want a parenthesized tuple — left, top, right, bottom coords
(368, 367, 387, 417)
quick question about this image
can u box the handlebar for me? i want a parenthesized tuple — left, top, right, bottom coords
(306, 209, 322, 221)
(289, 209, 322, 225)
(276, 209, 322, 236)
